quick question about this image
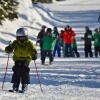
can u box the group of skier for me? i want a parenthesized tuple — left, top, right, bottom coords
(4, 25, 100, 93)
(37, 25, 100, 60)
(36, 25, 80, 65)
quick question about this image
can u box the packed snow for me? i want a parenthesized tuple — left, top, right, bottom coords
(0, 0, 100, 100)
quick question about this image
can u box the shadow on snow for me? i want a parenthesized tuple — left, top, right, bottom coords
(0, 66, 100, 88)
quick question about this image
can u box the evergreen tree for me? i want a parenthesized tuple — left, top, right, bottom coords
(0, 0, 19, 24)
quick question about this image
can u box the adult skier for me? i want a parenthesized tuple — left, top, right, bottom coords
(36, 25, 46, 60)
(52, 27, 61, 57)
(71, 35, 80, 57)
(62, 26, 76, 57)
(41, 28, 55, 65)
(82, 26, 93, 57)
(5, 28, 37, 93)
(93, 28, 100, 57)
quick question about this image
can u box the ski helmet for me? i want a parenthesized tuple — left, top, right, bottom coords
(16, 28, 28, 37)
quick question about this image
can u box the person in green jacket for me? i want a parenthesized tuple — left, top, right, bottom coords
(41, 28, 55, 65)
(5, 28, 37, 93)
(93, 28, 100, 57)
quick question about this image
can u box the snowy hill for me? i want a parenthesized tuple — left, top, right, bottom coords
(0, 0, 100, 100)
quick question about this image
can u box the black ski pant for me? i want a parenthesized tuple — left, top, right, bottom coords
(64, 44, 74, 57)
(84, 45, 93, 57)
(73, 47, 80, 57)
(41, 50, 53, 64)
(94, 46, 100, 57)
(11, 60, 30, 88)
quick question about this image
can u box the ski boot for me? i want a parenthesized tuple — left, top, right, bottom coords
(9, 83, 19, 92)
(19, 84, 28, 93)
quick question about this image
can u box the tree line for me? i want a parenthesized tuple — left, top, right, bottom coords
(0, 0, 19, 24)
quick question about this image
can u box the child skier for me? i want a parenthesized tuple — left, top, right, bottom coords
(5, 28, 37, 93)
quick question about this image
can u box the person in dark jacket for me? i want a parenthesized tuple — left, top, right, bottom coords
(83, 26, 93, 57)
(36, 25, 46, 60)
(52, 27, 59, 37)
(5, 28, 37, 93)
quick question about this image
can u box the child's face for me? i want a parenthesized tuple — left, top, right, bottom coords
(16, 36, 27, 43)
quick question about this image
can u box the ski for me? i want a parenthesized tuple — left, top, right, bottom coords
(8, 90, 24, 93)
(18, 90, 24, 93)
(41, 63, 53, 66)
(9, 90, 15, 92)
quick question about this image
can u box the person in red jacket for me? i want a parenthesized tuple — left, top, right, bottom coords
(62, 25, 76, 57)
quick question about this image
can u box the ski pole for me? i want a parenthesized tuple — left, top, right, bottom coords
(2, 53, 10, 90)
(34, 60, 43, 93)
(2, 41, 11, 90)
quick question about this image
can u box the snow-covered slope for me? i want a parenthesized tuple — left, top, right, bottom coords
(0, 0, 100, 100)
(0, 58, 100, 100)
(44, 0, 100, 11)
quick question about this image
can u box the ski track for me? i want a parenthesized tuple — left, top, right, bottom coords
(0, 59, 100, 89)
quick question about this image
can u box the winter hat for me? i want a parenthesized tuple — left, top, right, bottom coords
(42, 25, 46, 29)
(16, 28, 28, 37)
(47, 28, 52, 33)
